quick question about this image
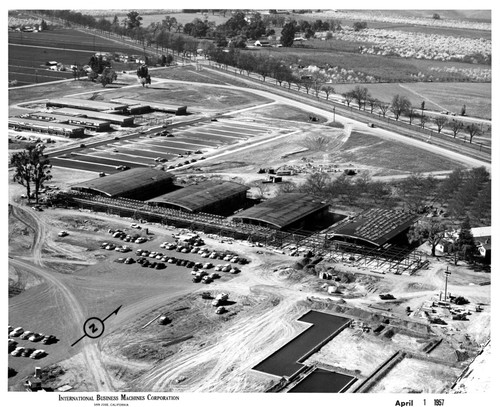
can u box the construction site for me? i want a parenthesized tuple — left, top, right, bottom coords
(8, 28, 492, 398)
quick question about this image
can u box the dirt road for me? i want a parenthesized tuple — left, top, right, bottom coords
(9, 203, 115, 391)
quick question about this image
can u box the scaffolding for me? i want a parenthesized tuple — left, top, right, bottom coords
(54, 191, 424, 274)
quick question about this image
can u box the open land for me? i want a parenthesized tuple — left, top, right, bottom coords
(8, 10, 492, 398)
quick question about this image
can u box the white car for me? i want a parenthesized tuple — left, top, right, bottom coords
(58, 231, 68, 237)
(30, 349, 47, 359)
(130, 223, 141, 229)
(9, 327, 24, 337)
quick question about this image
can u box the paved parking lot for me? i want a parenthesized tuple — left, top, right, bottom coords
(51, 120, 279, 174)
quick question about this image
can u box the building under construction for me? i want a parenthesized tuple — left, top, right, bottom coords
(232, 193, 330, 231)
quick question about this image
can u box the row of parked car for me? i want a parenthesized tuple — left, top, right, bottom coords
(107, 229, 148, 244)
(160, 242, 249, 265)
(9, 326, 57, 344)
(9, 341, 46, 359)
(8, 326, 55, 359)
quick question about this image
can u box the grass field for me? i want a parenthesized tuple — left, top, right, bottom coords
(8, 29, 148, 86)
(333, 82, 491, 119)
(247, 46, 490, 83)
(338, 131, 468, 174)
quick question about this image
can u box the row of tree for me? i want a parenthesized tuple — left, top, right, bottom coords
(342, 86, 484, 142)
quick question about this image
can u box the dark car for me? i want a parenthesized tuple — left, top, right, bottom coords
(22, 348, 36, 357)
(155, 263, 166, 270)
(141, 261, 150, 267)
(8, 340, 18, 353)
(42, 335, 57, 345)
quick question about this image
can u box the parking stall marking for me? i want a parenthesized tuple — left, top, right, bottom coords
(60, 154, 146, 168)
(88, 152, 168, 165)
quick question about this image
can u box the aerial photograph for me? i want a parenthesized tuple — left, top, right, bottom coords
(7, 5, 493, 404)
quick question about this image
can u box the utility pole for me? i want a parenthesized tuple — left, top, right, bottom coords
(333, 106, 336, 123)
(444, 267, 451, 302)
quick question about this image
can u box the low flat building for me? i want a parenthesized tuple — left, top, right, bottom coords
(55, 108, 134, 127)
(46, 97, 128, 113)
(26, 112, 111, 132)
(8, 117, 85, 138)
(111, 98, 188, 115)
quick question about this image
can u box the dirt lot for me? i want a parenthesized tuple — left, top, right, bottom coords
(370, 357, 463, 393)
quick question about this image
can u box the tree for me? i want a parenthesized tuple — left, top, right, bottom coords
(311, 73, 325, 98)
(390, 94, 411, 121)
(456, 217, 478, 262)
(465, 123, 481, 143)
(40, 19, 48, 31)
(10, 144, 52, 204)
(419, 114, 429, 129)
(31, 145, 52, 204)
(299, 172, 332, 196)
(432, 13, 441, 20)
(162, 16, 177, 32)
(280, 21, 296, 47)
(352, 85, 369, 110)
(353, 21, 368, 31)
(378, 101, 389, 117)
(99, 67, 117, 87)
(460, 104, 467, 116)
(434, 116, 448, 133)
(449, 119, 463, 138)
(408, 108, 417, 125)
(302, 77, 313, 94)
(343, 91, 354, 107)
(255, 55, 271, 81)
(407, 219, 447, 257)
(125, 11, 142, 31)
(366, 97, 379, 114)
(321, 85, 335, 101)
(11, 149, 32, 201)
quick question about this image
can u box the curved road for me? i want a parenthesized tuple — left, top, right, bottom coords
(9, 203, 115, 391)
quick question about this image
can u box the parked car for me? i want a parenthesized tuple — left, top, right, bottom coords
(28, 333, 44, 342)
(20, 331, 34, 340)
(58, 231, 68, 237)
(11, 347, 26, 357)
(21, 348, 36, 357)
(42, 335, 57, 345)
(130, 223, 141, 229)
(201, 276, 213, 284)
(30, 349, 47, 359)
(8, 339, 18, 352)
(9, 327, 24, 337)
(216, 306, 226, 314)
